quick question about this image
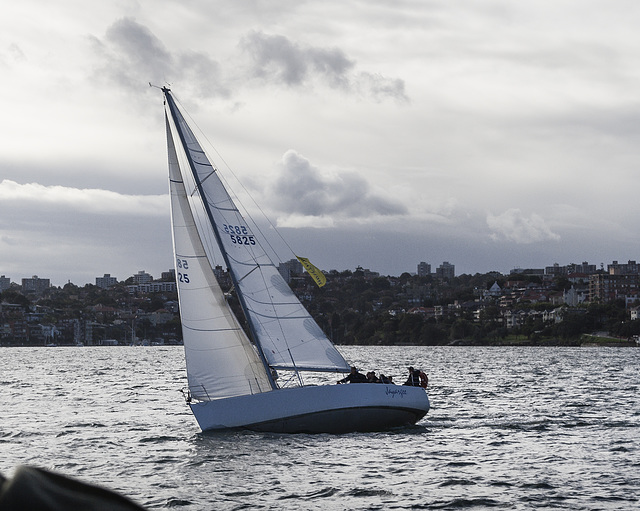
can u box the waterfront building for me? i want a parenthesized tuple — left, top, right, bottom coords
(127, 281, 177, 294)
(278, 258, 303, 283)
(417, 262, 431, 277)
(589, 273, 639, 303)
(161, 269, 176, 281)
(435, 261, 455, 280)
(96, 274, 118, 289)
(544, 262, 598, 276)
(133, 270, 153, 284)
(567, 262, 597, 274)
(21, 275, 50, 295)
(545, 263, 566, 276)
(608, 260, 640, 275)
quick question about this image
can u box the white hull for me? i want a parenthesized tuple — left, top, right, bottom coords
(190, 383, 429, 434)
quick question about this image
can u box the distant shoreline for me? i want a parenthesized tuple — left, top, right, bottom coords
(2, 337, 638, 348)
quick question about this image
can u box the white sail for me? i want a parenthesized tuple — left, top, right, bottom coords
(166, 113, 272, 401)
(164, 91, 350, 374)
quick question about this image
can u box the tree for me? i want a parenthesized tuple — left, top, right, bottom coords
(0, 290, 31, 310)
(449, 319, 475, 340)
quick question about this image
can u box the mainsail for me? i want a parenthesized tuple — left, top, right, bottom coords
(164, 89, 349, 399)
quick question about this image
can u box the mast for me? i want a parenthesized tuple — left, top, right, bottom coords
(162, 88, 277, 390)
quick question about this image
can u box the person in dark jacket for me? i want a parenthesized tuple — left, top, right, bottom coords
(379, 373, 392, 384)
(338, 366, 367, 383)
(403, 366, 421, 386)
(366, 371, 381, 383)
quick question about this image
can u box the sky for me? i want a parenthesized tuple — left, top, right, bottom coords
(2, 0, 640, 287)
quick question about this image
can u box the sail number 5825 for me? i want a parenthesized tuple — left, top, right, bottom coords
(223, 224, 256, 245)
(176, 258, 190, 283)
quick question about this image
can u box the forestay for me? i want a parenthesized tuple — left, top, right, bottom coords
(164, 91, 350, 375)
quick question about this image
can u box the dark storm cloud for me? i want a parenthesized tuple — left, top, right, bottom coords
(90, 21, 407, 102)
(271, 150, 407, 219)
(90, 18, 230, 98)
(241, 31, 354, 87)
(241, 31, 409, 101)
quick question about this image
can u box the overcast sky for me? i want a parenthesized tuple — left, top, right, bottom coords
(2, 1, 640, 286)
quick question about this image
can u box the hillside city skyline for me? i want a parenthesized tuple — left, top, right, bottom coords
(2, 258, 639, 292)
(2, 253, 639, 348)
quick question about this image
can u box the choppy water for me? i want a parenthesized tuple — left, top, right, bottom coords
(1, 346, 638, 510)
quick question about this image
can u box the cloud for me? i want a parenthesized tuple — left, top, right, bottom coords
(1, 43, 26, 67)
(88, 21, 407, 103)
(241, 31, 354, 87)
(240, 31, 409, 101)
(89, 18, 229, 98)
(486, 208, 560, 244)
(0, 180, 165, 217)
(355, 71, 409, 103)
(269, 150, 407, 226)
(0, 180, 171, 286)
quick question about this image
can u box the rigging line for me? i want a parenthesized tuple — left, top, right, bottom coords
(235, 265, 259, 284)
(199, 169, 217, 186)
(171, 93, 296, 263)
(288, 348, 304, 387)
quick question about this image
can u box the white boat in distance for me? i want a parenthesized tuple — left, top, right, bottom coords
(160, 87, 429, 433)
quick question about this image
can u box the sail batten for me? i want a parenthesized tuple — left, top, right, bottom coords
(246, 311, 310, 320)
(271, 365, 351, 373)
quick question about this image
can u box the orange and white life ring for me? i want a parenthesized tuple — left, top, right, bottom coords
(419, 371, 428, 388)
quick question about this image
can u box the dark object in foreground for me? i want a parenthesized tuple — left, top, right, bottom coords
(0, 466, 146, 511)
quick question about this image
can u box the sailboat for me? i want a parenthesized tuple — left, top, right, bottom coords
(160, 87, 429, 433)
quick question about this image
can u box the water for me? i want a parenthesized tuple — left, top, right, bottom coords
(1, 346, 638, 510)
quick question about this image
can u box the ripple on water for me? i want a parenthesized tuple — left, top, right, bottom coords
(0, 346, 639, 511)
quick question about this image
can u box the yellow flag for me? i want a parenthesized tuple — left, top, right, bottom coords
(296, 255, 327, 288)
